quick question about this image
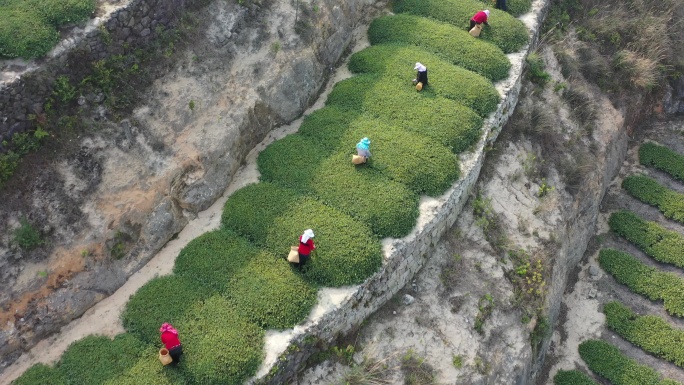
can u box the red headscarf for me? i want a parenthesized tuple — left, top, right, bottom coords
(160, 322, 178, 335)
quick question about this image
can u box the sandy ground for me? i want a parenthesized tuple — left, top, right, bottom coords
(0, 17, 373, 385)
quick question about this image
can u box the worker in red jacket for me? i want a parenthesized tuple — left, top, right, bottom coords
(160, 323, 183, 365)
(296, 229, 315, 271)
(470, 9, 490, 31)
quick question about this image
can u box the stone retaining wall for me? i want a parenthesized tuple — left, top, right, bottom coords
(256, 1, 553, 383)
(0, 0, 202, 143)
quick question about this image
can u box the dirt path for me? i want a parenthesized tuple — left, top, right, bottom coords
(0, 20, 372, 385)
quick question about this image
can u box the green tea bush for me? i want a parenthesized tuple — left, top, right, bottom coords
(341, 117, 460, 196)
(578, 339, 677, 385)
(604, 301, 684, 367)
(311, 152, 419, 238)
(221, 183, 301, 245)
(11, 364, 66, 385)
(179, 296, 264, 385)
(121, 275, 210, 344)
(599, 249, 684, 317)
(368, 14, 511, 81)
(639, 142, 684, 182)
(297, 106, 356, 152)
(326, 75, 483, 153)
(0, 9, 58, 58)
(21, 0, 96, 26)
(173, 229, 259, 292)
(348, 44, 500, 116)
(102, 346, 186, 385)
(484, 0, 532, 17)
(392, 0, 529, 53)
(224, 253, 317, 329)
(265, 198, 383, 286)
(257, 135, 331, 191)
(59, 334, 145, 385)
(623, 174, 684, 223)
(0, 0, 95, 58)
(609, 210, 684, 269)
(553, 370, 599, 385)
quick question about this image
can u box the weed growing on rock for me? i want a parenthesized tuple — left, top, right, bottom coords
(474, 293, 495, 334)
(401, 350, 436, 385)
(452, 354, 463, 369)
(507, 249, 547, 323)
(13, 216, 43, 250)
(474, 356, 491, 375)
(526, 52, 551, 86)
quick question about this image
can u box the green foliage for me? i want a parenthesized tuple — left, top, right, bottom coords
(179, 296, 264, 385)
(311, 152, 419, 238)
(401, 350, 436, 385)
(59, 334, 145, 385)
(393, 0, 529, 53)
(13, 217, 43, 250)
(622, 174, 684, 223)
(54, 76, 77, 103)
(348, 44, 500, 116)
(257, 135, 331, 191)
(0, 0, 95, 58)
(221, 183, 301, 245)
(341, 117, 460, 196)
(368, 14, 511, 81)
(599, 248, 684, 317)
(296, 106, 356, 152)
(0, 129, 50, 187)
(579, 339, 679, 385)
(604, 301, 684, 367)
(102, 346, 185, 385)
(326, 75, 483, 153)
(639, 142, 684, 182)
(224, 253, 317, 329)
(609, 210, 684, 269)
(474, 294, 494, 334)
(265, 198, 383, 286)
(553, 370, 599, 385)
(121, 275, 210, 344)
(173, 229, 258, 292)
(526, 53, 551, 85)
(11, 363, 66, 385)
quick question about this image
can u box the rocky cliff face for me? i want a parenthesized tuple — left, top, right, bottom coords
(0, 0, 385, 372)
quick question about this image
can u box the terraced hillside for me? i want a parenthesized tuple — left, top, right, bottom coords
(8, 0, 531, 383)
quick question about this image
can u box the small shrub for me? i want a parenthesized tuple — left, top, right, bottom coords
(121, 275, 210, 344)
(401, 350, 436, 385)
(59, 334, 145, 385)
(392, 0, 529, 52)
(179, 296, 264, 385)
(13, 217, 43, 250)
(53, 76, 77, 103)
(368, 14, 511, 81)
(474, 294, 494, 334)
(639, 142, 684, 182)
(553, 370, 598, 385)
(11, 363, 66, 385)
(526, 53, 551, 86)
(609, 210, 684, 269)
(599, 248, 684, 317)
(604, 301, 684, 367)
